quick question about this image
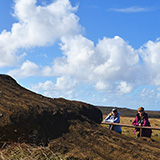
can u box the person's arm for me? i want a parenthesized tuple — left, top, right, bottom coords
(104, 113, 113, 122)
(132, 117, 139, 126)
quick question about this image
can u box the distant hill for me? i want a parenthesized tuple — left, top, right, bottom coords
(97, 106, 160, 118)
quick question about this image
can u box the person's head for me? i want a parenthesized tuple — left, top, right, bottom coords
(138, 107, 144, 116)
(112, 108, 118, 116)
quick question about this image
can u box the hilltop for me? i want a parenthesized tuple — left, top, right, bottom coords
(0, 74, 160, 160)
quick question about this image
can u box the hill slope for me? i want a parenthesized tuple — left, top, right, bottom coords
(0, 74, 160, 160)
(0, 74, 102, 145)
(50, 121, 160, 160)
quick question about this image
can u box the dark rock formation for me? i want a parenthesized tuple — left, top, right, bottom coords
(0, 74, 102, 145)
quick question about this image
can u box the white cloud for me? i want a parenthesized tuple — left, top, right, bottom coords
(95, 81, 109, 91)
(140, 88, 155, 99)
(141, 39, 160, 65)
(8, 60, 39, 78)
(0, 30, 22, 67)
(0, 0, 81, 67)
(117, 81, 133, 94)
(17, 35, 141, 94)
(94, 36, 139, 80)
(14, 35, 160, 98)
(109, 6, 152, 13)
(51, 35, 140, 93)
(53, 35, 95, 79)
(139, 38, 160, 85)
(13, 0, 81, 46)
(32, 76, 78, 98)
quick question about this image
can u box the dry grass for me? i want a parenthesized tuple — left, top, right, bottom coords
(121, 117, 160, 141)
(0, 118, 160, 160)
(0, 143, 66, 160)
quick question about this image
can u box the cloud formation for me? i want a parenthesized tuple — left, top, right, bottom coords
(0, 0, 81, 67)
(52, 35, 140, 94)
(108, 6, 152, 13)
(32, 76, 78, 98)
(21, 33, 160, 102)
(8, 60, 39, 78)
(2, 0, 160, 109)
(9, 35, 142, 94)
(7, 0, 160, 95)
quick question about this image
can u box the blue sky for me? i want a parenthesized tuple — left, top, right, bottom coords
(1, 0, 160, 111)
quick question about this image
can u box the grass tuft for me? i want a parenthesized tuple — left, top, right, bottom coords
(0, 143, 66, 160)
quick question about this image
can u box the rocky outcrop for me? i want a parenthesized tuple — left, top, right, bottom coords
(0, 74, 102, 145)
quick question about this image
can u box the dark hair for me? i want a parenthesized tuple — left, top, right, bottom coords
(112, 108, 117, 113)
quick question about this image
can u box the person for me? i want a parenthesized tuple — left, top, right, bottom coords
(104, 108, 122, 134)
(132, 107, 152, 138)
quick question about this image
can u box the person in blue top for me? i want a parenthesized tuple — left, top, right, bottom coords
(104, 108, 122, 134)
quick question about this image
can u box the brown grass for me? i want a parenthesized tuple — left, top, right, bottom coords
(0, 118, 160, 160)
(0, 143, 65, 160)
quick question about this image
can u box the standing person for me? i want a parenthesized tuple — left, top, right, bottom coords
(104, 108, 122, 134)
(132, 107, 152, 138)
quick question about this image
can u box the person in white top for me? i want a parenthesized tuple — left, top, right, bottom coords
(104, 108, 122, 134)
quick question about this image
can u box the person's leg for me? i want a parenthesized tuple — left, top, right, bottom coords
(136, 132, 140, 138)
(142, 129, 151, 138)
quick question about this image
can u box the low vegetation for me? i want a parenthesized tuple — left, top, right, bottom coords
(0, 143, 65, 160)
(0, 117, 159, 160)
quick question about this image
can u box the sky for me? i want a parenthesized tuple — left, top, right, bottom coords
(1, 0, 160, 111)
